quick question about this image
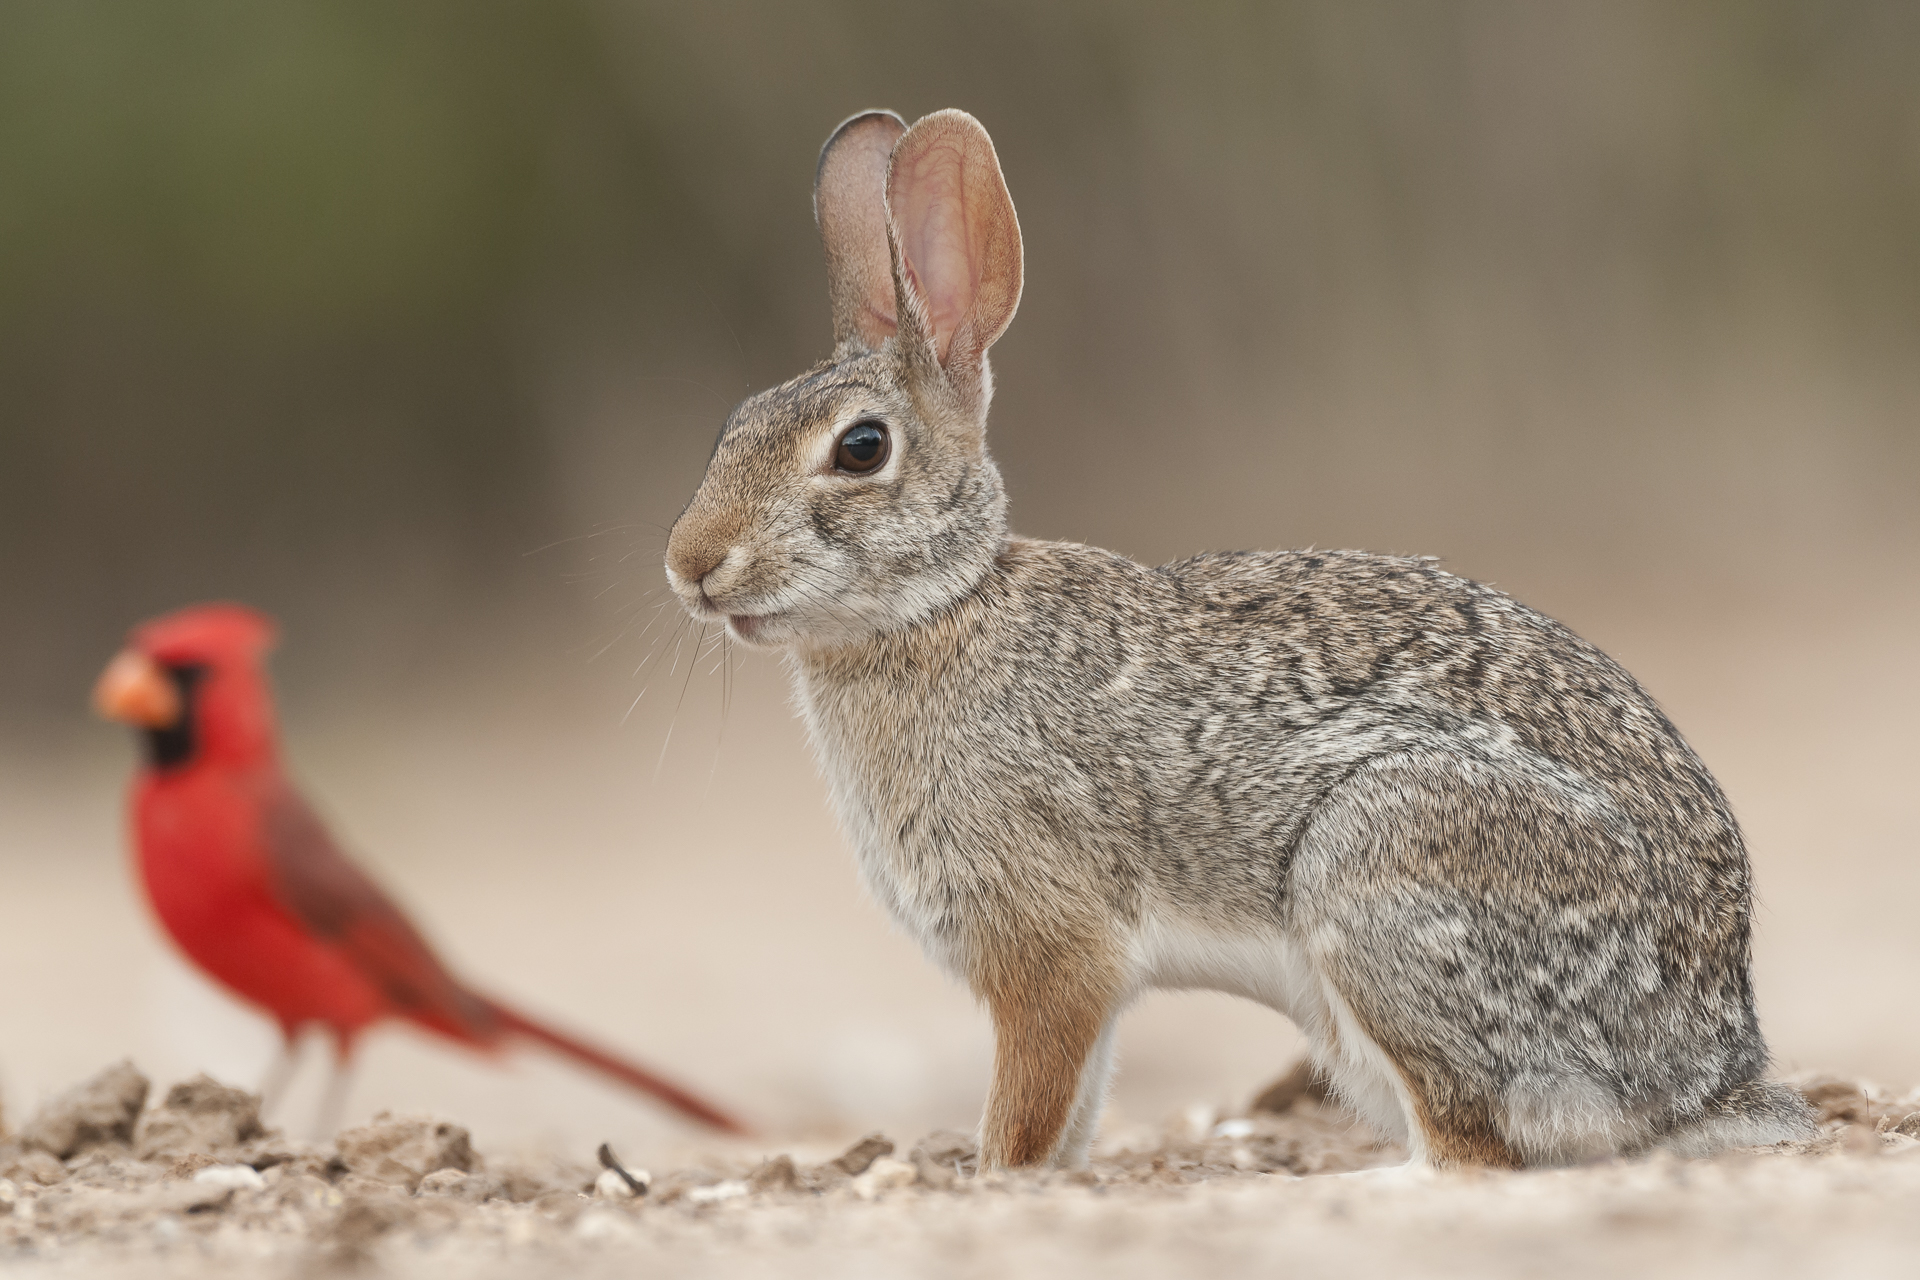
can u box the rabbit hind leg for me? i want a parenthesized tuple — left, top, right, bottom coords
(1311, 972, 1523, 1170)
(1395, 1069, 1527, 1169)
(1289, 745, 1692, 1169)
(1655, 1079, 1815, 1156)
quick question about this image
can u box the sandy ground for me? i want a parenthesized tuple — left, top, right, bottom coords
(2, 1060, 1918, 1279)
(0, 578, 1915, 1275)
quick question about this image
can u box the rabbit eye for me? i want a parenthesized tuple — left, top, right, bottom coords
(833, 420, 890, 474)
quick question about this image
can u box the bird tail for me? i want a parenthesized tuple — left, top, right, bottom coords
(483, 999, 750, 1135)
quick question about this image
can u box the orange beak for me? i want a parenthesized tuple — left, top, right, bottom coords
(93, 650, 182, 729)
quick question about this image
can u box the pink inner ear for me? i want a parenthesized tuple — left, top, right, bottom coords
(893, 140, 979, 360)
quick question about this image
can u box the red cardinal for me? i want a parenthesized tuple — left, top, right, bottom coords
(93, 602, 746, 1135)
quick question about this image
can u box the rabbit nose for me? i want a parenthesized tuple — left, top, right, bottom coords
(668, 543, 723, 587)
(666, 518, 735, 589)
(667, 498, 749, 591)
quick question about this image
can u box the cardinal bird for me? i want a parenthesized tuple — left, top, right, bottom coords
(93, 602, 747, 1136)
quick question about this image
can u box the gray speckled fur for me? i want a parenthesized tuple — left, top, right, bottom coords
(666, 109, 1812, 1168)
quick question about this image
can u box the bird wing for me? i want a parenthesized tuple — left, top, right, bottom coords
(259, 781, 498, 1043)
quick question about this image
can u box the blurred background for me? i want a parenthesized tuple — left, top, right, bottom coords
(2, 1, 1915, 1163)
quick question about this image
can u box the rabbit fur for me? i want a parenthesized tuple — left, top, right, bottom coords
(665, 108, 1814, 1170)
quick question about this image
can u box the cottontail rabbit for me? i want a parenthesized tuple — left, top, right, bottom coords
(665, 109, 1813, 1169)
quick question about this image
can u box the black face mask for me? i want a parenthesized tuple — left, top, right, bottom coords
(145, 664, 209, 771)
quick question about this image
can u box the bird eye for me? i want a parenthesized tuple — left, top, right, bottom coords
(833, 420, 890, 474)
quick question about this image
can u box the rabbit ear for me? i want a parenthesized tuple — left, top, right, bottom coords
(886, 110, 1023, 399)
(816, 110, 909, 353)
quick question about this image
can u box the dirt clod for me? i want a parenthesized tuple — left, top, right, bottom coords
(747, 1152, 803, 1194)
(19, 1059, 149, 1160)
(908, 1131, 978, 1189)
(334, 1113, 475, 1191)
(134, 1074, 264, 1162)
(1, 1144, 68, 1185)
(418, 1168, 503, 1203)
(824, 1131, 893, 1178)
(166, 1151, 222, 1179)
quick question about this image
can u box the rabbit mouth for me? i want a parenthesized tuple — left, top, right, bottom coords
(724, 611, 785, 643)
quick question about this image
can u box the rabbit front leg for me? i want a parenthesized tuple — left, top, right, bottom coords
(973, 934, 1124, 1168)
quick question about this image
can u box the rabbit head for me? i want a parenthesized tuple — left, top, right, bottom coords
(665, 110, 1024, 648)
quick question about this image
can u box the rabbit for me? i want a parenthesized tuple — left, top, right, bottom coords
(663, 108, 1815, 1170)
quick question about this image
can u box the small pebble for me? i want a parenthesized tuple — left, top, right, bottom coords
(1212, 1119, 1256, 1139)
(853, 1157, 918, 1200)
(192, 1164, 266, 1190)
(684, 1179, 748, 1204)
(594, 1168, 638, 1200)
